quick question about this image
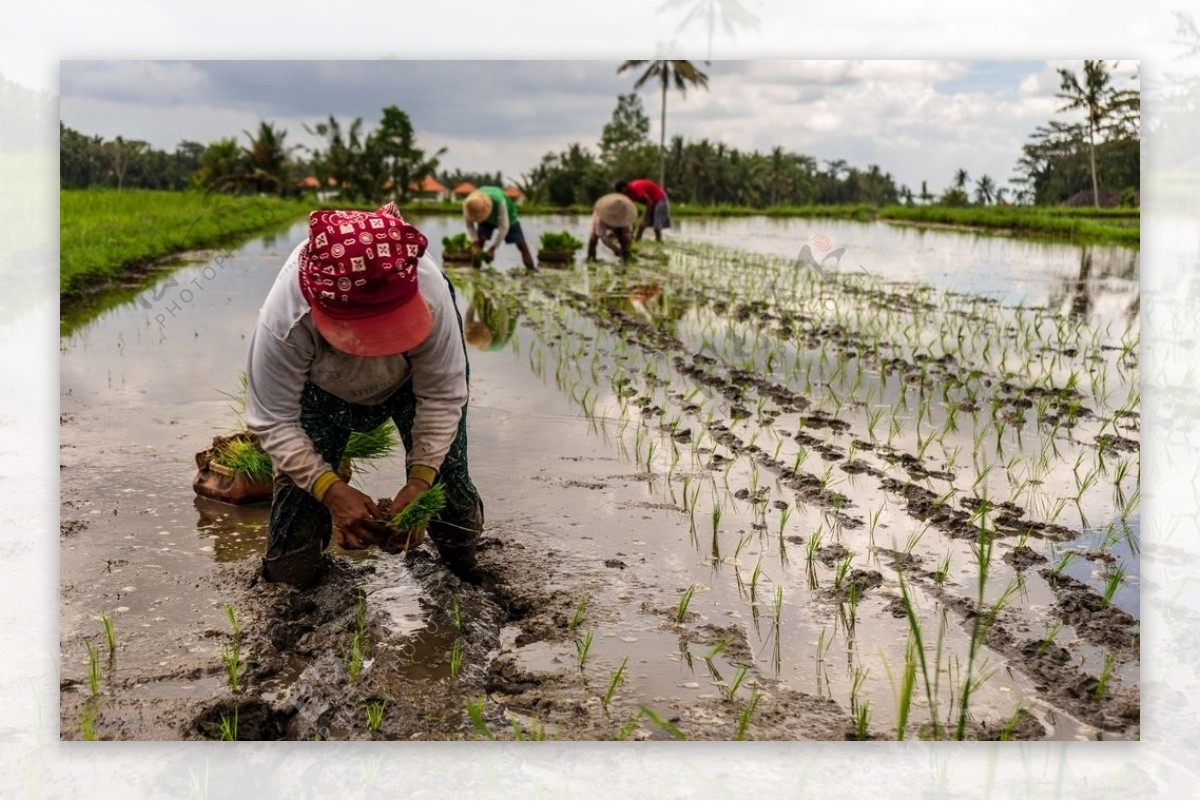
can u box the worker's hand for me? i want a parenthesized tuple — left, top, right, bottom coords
(390, 475, 431, 520)
(323, 481, 387, 550)
(471, 239, 484, 253)
(486, 245, 498, 261)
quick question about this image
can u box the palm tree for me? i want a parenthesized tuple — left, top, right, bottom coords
(618, 60, 710, 188)
(973, 174, 996, 205)
(953, 168, 969, 190)
(243, 121, 295, 194)
(1056, 60, 1115, 208)
(657, 0, 760, 61)
(919, 180, 933, 205)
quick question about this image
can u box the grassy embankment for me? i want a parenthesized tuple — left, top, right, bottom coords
(60, 189, 313, 298)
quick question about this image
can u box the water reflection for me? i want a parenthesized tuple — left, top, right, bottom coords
(194, 496, 270, 563)
(462, 283, 519, 352)
(1049, 246, 1141, 326)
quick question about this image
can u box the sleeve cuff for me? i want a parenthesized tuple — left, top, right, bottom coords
(311, 470, 342, 502)
(407, 464, 438, 487)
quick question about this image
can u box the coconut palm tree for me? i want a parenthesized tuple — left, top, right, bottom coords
(953, 168, 969, 190)
(1056, 60, 1115, 208)
(617, 60, 710, 188)
(973, 174, 996, 205)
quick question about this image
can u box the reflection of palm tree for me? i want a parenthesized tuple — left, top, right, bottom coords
(657, 0, 761, 61)
(618, 60, 710, 188)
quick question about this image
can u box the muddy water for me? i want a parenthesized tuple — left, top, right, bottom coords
(60, 214, 1139, 741)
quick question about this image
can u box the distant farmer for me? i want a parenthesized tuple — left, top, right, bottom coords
(245, 203, 485, 589)
(463, 186, 537, 272)
(587, 192, 639, 265)
(614, 178, 672, 242)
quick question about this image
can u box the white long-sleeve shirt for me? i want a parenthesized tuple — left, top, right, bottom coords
(244, 242, 468, 494)
(464, 200, 509, 247)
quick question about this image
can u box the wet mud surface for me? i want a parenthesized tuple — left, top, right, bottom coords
(61, 219, 1140, 740)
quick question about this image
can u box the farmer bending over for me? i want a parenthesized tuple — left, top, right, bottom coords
(587, 192, 638, 266)
(246, 204, 485, 588)
(614, 178, 672, 242)
(463, 186, 537, 272)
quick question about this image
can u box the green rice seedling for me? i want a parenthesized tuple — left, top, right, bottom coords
(706, 635, 734, 662)
(748, 560, 764, 606)
(1039, 618, 1064, 657)
(855, 700, 871, 740)
(464, 694, 495, 740)
(365, 700, 386, 732)
(849, 665, 868, 715)
(1094, 653, 1117, 700)
(222, 642, 242, 692)
(449, 596, 462, 632)
(733, 531, 753, 562)
(676, 584, 698, 623)
(388, 483, 447, 535)
(218, 707, 238, 741)
(98, 613, 116, 659)
(933, 551, 952, 585)
(212, 437, 274, 483)
(1119, 485, 1140, 521)
(734, 690, 763, 741)
(896, 571, 944, 739)
(711, 506, 722, 541)
(888, 637, 919, 741)
(79, 700, 98, 741)
(998, 705, 1026, 741)
(639, 705, 686, 740)
(616, 713, 642, 740)
(346, 632, 365, 684)
(449, 638, 464, 680)
(724, 665, 749, 700)
(603, 657, 628, 711)
(343, 422, 400, 462)
(574, 630, 594, 671)
(1049, 551, 1077, 581)
(85, 639, 101, 696)
(223, 603, 240, 642)
(833, 553, 853, 592)
(1101, 565, 1126, 608)
(569, 597, 588, 630)
(903, 523, 929, 555)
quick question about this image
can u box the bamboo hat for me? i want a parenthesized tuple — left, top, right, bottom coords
(463, 191, 493, 223)
(594, 193, 638, 228)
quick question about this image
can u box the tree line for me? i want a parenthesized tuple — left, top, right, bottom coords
(60, 60, 1140, 210)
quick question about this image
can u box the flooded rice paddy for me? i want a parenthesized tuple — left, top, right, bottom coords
(60, 214, 1139, 740)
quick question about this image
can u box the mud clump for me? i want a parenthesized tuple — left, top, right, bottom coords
(194, 698, 292, 740)
(1038, 569, 1139, 652)
(1003, 545, 1048, 571)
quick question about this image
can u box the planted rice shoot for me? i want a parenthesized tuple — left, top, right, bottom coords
(449, 638, 464, 680)
(365, 700, 386, 732)
(574, 629, 594, 671)
(98, 613, 116, 659)
(569, 597, 589, 631)
(734, 690, 763, 740)
(639, 705, 686, 740)
(676, 584, 698, 623)
(464, 694, 494, 740)
(604, 657, 628, 711)
(218, 707, 238, 741)
(85, 638, 101, 696)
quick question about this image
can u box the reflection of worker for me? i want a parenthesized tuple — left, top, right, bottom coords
(245, 204, 485, 588)
(614, 178, 672, 242)
(464, 288, 518, 352)
(587, 193, 638, 265)
(463, 187, 537, 272)
(628, 283, 663, 324)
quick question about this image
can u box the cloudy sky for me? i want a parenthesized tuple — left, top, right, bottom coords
(59, 59, 1137, 196)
